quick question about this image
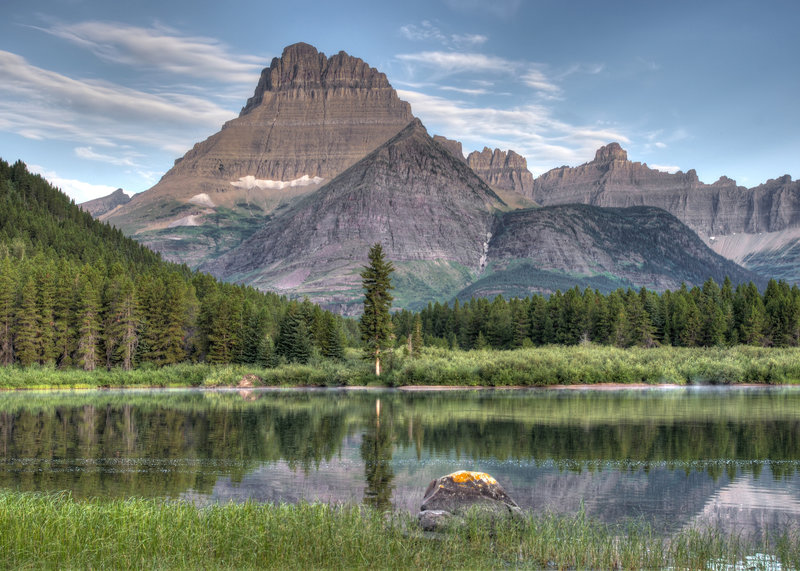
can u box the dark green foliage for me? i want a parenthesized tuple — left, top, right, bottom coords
(360, 243, 394, 375)
(276, 301, 312, 364)
(397, 277, 800, 351)
(0, 158, 347, 371)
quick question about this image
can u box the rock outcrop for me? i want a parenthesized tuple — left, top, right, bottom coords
(456, 204, 765, 299)
(201, 119, 505, 313)
(79, 188, 130, 217)
(102, 42, 413, 243)
(467, 147, 535, 196)
(530, 143, 800, 281)
(531, 143, 800, 239)
(432, 135, 466, 162)
(418, 471, 522, 532)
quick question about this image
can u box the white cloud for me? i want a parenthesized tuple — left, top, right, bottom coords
(75, 146, 140, 167)
(29, 165, 118, 203)
(521, 68, 561, 97)
(650, 164, 681, 173)
(397, 51, 561, 99)
(397, 51, 514, 74)
(399, 21, 487, 49)
(38, 21, 264, 84)
(439, 86, 490, 95)
(398, 89, 629, 174)
(0, 50, 236, 153)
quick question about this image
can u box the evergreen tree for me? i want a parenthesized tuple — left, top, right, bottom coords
(360, 244, 394, 376)
(410, 314, 423, 358)
(0, 257, 17, 365)
(276, 302, 312, 364)
(74, 269, 101, 371)
(319, 312, 345, 361)
(14, 273, 39, 366)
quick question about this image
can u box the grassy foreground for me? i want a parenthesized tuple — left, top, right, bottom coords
(0, 491, 797, 569)
(1, 345, 799, 389)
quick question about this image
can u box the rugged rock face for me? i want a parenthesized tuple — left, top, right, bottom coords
(456, 204, 765, 300)
(530, 143, 800, 281)
(467, 147, 535, 196)
(201, 119, 505, 312)
(532, 144, 800, 239)
(102, 42, 413, 239)
(432, 135, 466, 162)
(79, 188, 130, 217)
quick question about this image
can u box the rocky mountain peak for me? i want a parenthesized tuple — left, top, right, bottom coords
(593, 142, 628, 163)
(466, 147, 534, 195)
(241, 43, 394, 115)
(432, 135, 465, 161)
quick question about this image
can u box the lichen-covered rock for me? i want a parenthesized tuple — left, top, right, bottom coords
(417, 470, 522, 531)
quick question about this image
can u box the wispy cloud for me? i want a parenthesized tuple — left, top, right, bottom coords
(36, 21, 264, 84)
(0, 50, 236, 152)
(397, 50, 562, 99)
(75, 146, 140, 167)
(398, 89, 629, 173)
(650, 164, 681, 173)
(397, 51, 514, 74)
(439, 86, 490, 95)
(29, 164, 118, 203)
(399, 21, 487, 49)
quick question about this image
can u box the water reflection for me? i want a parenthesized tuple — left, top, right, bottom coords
(1, 387, 800, 535)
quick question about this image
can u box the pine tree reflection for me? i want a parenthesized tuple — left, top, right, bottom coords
(361, 398, 395, 510)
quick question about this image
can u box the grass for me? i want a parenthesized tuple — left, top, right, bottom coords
(0, 491, 796, 569)
(1, 345, 799, 390)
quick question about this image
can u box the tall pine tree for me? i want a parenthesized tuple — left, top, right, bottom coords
(360, 244, 394, 376)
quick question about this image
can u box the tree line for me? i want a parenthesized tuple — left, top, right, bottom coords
(393, 278, 800, 350)
(0, 158, 349, 370)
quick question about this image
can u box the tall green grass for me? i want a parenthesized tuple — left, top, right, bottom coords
(0, 491, 796, 569)
(1, 345, 799, 389)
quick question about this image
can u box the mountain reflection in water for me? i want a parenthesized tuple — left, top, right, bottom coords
(1, 387, 800, 536)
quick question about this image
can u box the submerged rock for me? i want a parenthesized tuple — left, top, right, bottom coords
(417, 470, 522, 531)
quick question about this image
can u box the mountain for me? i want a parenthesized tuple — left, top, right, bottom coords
(431, 136, 535, 210)
(201, 119, 762, 312)
(460, 204, 764, 300)
(202, 119, 506, 313)
(92, 43, 773, 311)
(531, 143, 800, 281)
(101, 42, 413, 267)
(80, 188, 130, 217)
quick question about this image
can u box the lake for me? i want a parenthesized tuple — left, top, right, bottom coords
(1, 386, 799, 537)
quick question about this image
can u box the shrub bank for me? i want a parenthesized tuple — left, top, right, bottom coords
(1, 345, 799, 390)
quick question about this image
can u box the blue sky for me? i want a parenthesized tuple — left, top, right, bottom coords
(1, 0, 798, 202)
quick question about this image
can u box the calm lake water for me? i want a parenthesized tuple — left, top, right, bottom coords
(1, 386, 800, 536)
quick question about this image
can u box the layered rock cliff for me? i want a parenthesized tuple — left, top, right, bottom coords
(532, 143, 800, 239)
(531, 143, 800, 282)
(202, 119, 506, 312)
(102, 42, 413, 239)
(467, 147, 535, 196)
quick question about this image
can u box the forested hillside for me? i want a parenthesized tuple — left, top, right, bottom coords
(395, 279, 800, 350)
(0, 159, 348, 370)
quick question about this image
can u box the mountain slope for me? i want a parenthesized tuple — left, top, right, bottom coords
(101, 42, 413, 267)
(458, 204, 765, 300)
(531, 143, 800, 281)
(202, 119, 506, 312)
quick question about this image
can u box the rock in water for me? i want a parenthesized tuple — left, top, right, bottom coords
(418, 470, 522, 531)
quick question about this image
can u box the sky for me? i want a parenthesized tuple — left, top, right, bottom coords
(1, 0, 798, 203)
